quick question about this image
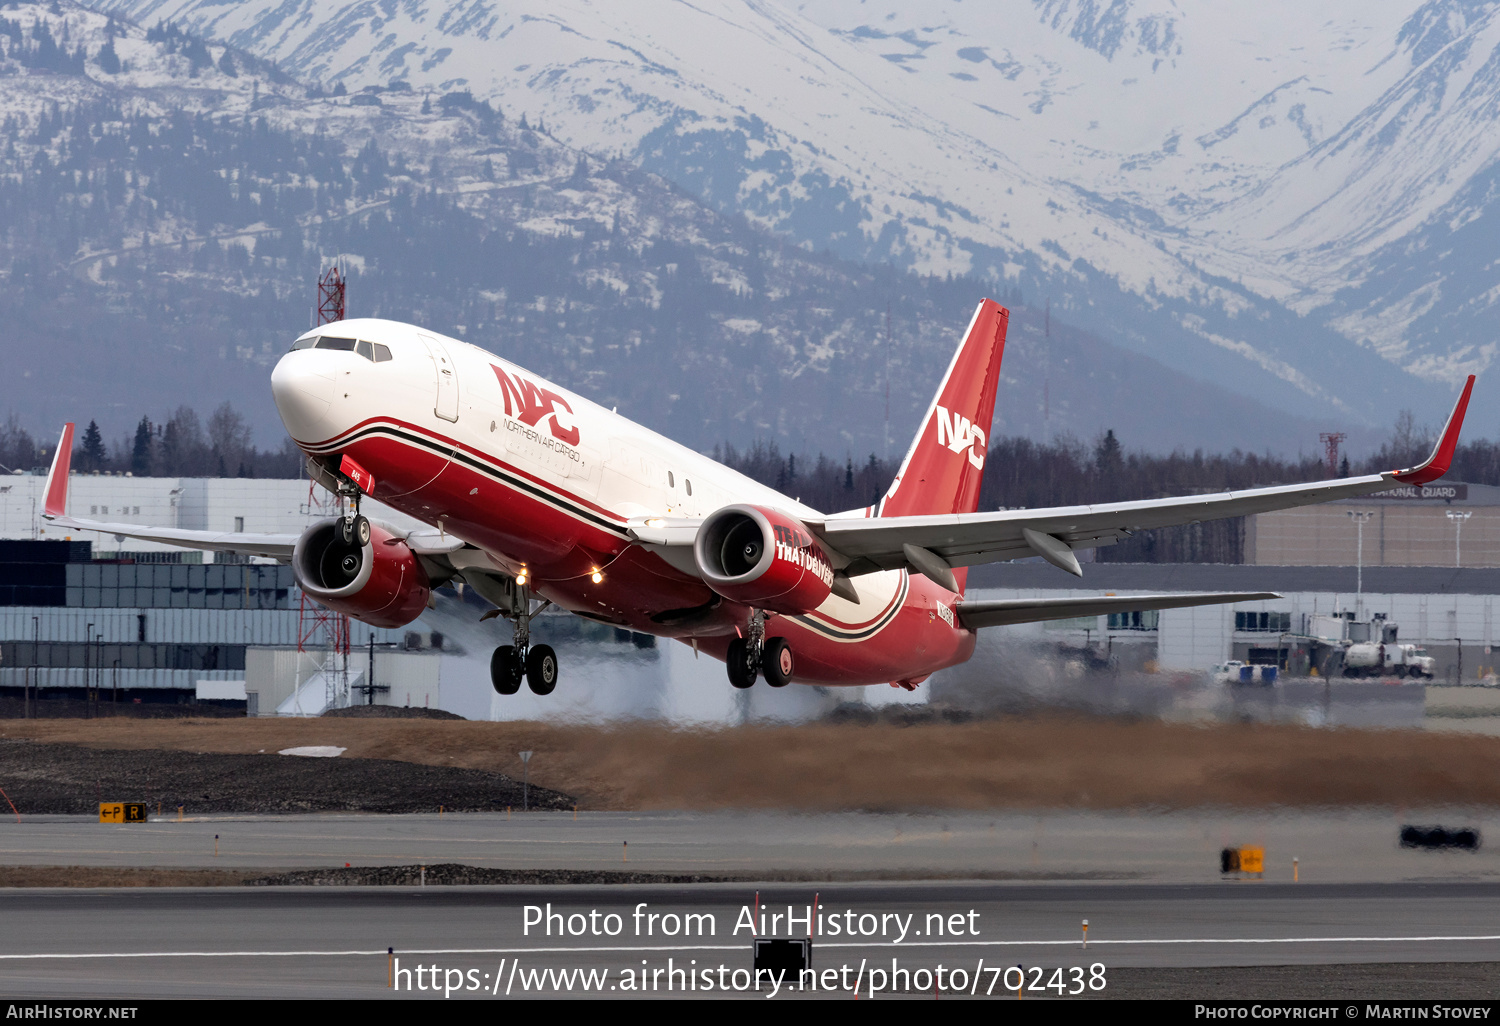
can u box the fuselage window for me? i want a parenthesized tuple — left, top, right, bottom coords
(373, 344, 393, 362)
(356, 340, 374, 361)
(316, 336, 357, 351)
(291, 336, 318, 351)
(685, 479, 692, 496)
(668, 472, 675, 488)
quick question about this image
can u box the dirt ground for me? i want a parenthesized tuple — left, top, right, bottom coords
(4, 714, 1500, 811)
(0, 865, 747, 887)
(0, 738, 573, 815)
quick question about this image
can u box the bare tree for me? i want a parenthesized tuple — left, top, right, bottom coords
(208, 402, 252, 476)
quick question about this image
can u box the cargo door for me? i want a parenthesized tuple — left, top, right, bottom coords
(418, 333, 460, 423)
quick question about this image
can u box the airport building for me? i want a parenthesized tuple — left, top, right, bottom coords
(967, 562, 1500, 682)
(1247, 483, 1499, 567)
(0, 474, 451, 715)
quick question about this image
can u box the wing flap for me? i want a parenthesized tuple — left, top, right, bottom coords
(956, 591, 1280, 629)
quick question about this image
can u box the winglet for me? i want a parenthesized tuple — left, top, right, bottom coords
(42, 423, 74, 518)
(1392, 375, 1475, 485)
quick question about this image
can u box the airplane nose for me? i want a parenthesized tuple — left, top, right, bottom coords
(271, 353, 336, 440)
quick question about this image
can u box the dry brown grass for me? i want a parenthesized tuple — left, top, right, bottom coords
(3, 715, 1499, 811)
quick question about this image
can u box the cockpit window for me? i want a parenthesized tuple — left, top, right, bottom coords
(356, 340, 374, 361)
(316, 336, 358, 351)
(291, 336, 318, 351)
(373, 343, 393, 362)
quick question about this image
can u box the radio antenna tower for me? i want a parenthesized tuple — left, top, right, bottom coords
(1319, 432, 1347, 477)
(296, 260, 352, 713)
(317, 263, 346, 324)
(883, 302, 892, 459)
(1043, 298, 1051, 443)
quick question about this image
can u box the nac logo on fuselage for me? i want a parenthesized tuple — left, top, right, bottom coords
(491, 366, 581, 446)
(935, 405, 986, 469)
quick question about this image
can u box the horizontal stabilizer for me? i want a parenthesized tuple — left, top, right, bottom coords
(956, 591, 1279, 630)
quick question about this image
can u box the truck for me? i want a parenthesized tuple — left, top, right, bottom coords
(1342, 642, 1435, 679)
(1210, 660, 1278, 685)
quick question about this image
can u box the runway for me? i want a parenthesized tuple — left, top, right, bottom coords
(2, 808, 1499, 883)
(0, 883, 1498, 998)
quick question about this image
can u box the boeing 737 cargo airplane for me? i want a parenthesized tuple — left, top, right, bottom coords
(40, 300, 1474, 696)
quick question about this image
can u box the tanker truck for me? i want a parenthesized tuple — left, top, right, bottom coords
(1342, 642, 1435, 679)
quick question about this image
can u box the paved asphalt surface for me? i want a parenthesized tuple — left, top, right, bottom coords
(1, 882, 1498, 999)
(3, 808, 1500, 883)
(3, 811, 1499, 999)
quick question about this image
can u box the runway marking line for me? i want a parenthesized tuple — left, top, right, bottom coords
(3, 936, 1500, 960)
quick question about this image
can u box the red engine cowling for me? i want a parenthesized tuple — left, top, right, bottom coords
(291, 519, 430, 629)
(693, 504, 834, 615)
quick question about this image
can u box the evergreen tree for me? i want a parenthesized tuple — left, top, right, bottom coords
(130, 417, 153, 476)
(78, 420, 106, 471)
(95, 38, 119, 75)
(1094, 429, 1123, 479)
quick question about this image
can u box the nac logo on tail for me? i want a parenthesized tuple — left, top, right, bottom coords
(936, 406, 986, 469)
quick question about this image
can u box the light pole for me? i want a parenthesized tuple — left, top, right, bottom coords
(1347, 511, 1374, 619)
(28, 615, 37, 719)
(1446, 510, 1472, 568)
(519, 750, 533, 812)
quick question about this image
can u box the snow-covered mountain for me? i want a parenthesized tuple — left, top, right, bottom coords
(80, 0, 1500, 438)
(0, 0, 1346, 460)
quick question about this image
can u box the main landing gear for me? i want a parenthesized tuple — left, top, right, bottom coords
(489, 578, 557, 697)
(725, 611, 794, 689)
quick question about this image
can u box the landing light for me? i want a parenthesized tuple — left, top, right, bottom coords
(591, 569, 603, 584)
(516, 571, 528, 586)
(644, 518, 666, 528)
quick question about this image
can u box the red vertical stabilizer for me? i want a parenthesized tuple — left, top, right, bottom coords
(879, 299, 1007, 519)
(43, 422, 75, 518)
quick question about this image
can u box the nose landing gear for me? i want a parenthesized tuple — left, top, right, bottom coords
(339, 513, 371, 547)
(336, 476, 371, 546)
(488, 577, 558, 696)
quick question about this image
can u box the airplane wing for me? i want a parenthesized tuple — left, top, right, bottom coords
(627, 375, 1474, 602)
(37, 424, 463, 561)
(955, 591, 1279, 629)
(817, 375, 1475, 584)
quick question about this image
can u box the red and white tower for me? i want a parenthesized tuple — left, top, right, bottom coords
(296, 262, 353, 712)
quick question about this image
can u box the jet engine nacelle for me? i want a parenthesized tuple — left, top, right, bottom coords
(291, 519, 430, 629)
(694, 504, 834, 615)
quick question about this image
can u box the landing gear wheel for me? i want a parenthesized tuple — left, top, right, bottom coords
(490, 645, 523, 695)
(526, 644, 558, 695)
(763, 637, 794, 688)
(354, 515, 371, 546)
(726, 637, 758, 689)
